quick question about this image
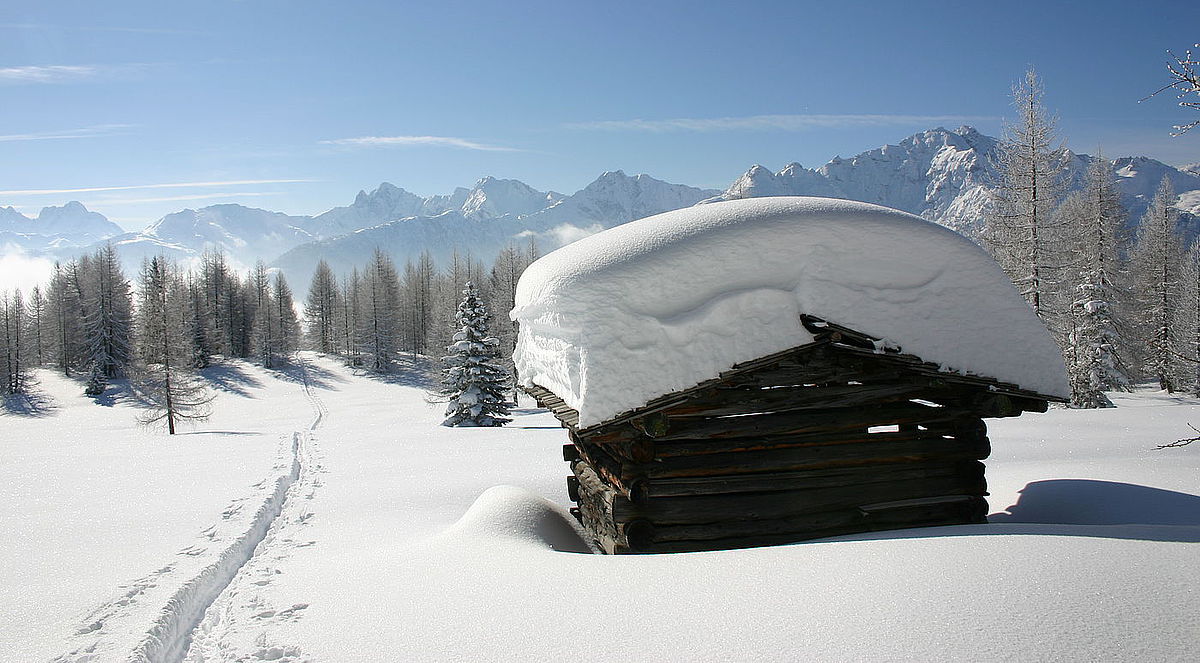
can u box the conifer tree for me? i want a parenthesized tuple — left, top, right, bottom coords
(304, 259, 339, 354)
(27, 285, 47, 367)
(1, 290, 30, 395)
(84, 244, 135, 380)
(47, 260, 86, 375)
(273, 272, 298, 359)
(251, 261, 276, 368)
(440, 281, 512, 427)
(1130, 178, 1185, 391)
(135, 256, 212, 434)
(1059, 156, 1132, 406)
(984, 69, 1067, 325)
(359, 249, 401, 371)
(1178, 242, 1200, 396)
(187, 279, 212, 369)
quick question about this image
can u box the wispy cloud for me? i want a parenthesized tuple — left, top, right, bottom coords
(321, 135, 522, 152)
(0, 124, 134, 143)
(567, 113, 996, 132)
(0, 179, 316, 196)
(0, 63, 153, 84)
(87, 192, 282, 205)
(0, 65, 100, 83)
(0, 23, 205, 36)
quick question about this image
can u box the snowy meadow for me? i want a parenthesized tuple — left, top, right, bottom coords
(2, 353, 1198, 662)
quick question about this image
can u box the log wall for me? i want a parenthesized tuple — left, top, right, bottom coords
(531, 338, 1052, 554)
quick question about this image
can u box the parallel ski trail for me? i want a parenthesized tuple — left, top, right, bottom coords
(128, 434, 303, 663)
(177, 357, 327, 662)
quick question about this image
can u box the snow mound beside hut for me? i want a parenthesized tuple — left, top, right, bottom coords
(511, 196, 1068, 428)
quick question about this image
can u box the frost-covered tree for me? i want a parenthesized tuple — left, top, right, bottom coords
(250, 261, 276, 368)
(84, 244, 135, 380)
(359, 249, 401, 371)
(1129, 178, 1185, 391)
(401, 250, 436, 356)
(135, 256, 212, 434)
(1, 290, 30, 395)
(27, 285, 47, 367)
(1059, 157, 1132, 406)
(1147, 43, 1200, 135)
(440, 281, 512, 427)
(47, 261, 86, 375)
(336, 269, 363, 365)
(984, 69, 1067, 325)
(273, 272, 298, 359)
(1178, 242, 1200, 396)
(304, 259, 339, 354)
(186, 279, 212, 369)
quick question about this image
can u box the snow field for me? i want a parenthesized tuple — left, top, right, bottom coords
(3, 354, 1198, 661)
(0, 363, 318, 662)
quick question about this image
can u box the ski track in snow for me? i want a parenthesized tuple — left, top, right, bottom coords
(52, 360, 327, 663)
(181, 361, 327, 663)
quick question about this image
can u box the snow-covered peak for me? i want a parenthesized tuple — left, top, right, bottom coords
(716, 126, 1003, 236)
(143, 203, 313, 267)
(461, 177, 558, 219)
(1112, 156, 1200, 204)
(513, 196, 1068, 427)
(0, 206, 28, 233)
(533, 170, 720, 231)
(30, 201, 123, 243)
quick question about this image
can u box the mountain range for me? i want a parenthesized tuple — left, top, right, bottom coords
(4, 126, 1198, 290)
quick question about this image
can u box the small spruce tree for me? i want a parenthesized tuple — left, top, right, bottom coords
(440, 281, 512, 427)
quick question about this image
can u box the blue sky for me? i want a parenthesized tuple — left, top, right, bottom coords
(2, 0, 1198, 230)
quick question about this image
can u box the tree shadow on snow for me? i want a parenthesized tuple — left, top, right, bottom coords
(357, 355, 438, 390)
(269, 359, 348, 391)
(201, 363, 264, 397)
(91, 379, 145, 408)
(826, 480, 1200, 545)
(174, 430, 262, 436)
(1, 389, 59, 417)
(985, 479, 1200, 542)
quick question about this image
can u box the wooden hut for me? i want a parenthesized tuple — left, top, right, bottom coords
(510, 197, 1070, 554)
(527, 315, 1063, 553)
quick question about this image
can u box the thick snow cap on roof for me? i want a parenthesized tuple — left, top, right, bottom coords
(511, 196, 1068, 428)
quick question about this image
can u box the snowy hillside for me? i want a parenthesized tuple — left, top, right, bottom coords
(3, 354, 1197, 661)
(715, 126, 1200, 238)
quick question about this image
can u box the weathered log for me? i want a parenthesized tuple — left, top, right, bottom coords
(640, 433, 991, 479)
(658, 402, 972, 441)
(664, 381, 941, 418)
(634, 496, 988, 553)
(571, 439, 640, 496)
(572, 460, 624, 553)
(640, 460, 984, 499)
(648, 425, 982, 459)
(598, 473, 987, 526)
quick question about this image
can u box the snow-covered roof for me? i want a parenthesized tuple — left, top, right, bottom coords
(511, 196, 1068, 428)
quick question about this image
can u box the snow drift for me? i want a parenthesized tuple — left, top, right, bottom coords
(441, 485, 592, 553)
(512, 196, 1068, 428)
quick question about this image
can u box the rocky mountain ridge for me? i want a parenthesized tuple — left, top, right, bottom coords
(4, 126, 1197, 286)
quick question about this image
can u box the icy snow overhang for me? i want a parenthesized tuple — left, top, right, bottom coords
(511, 196, 1069, 429)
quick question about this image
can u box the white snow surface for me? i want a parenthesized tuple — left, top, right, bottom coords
(512, 196, 1068, 428)
(3, 354, 1199, 661)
